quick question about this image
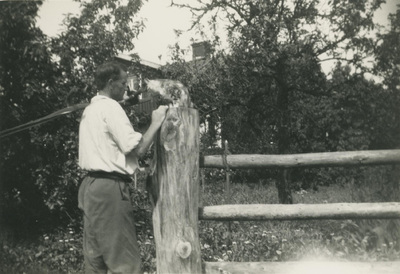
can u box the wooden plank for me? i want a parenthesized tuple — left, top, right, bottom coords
(199, 203, 400, 221)
(152, 107, 202, 273)
(205, 261, 400, 274)
(201, 150, 400, 169)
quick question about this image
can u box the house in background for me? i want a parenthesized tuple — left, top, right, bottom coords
(191, 41, 211, 60)
(114, 54, 163, 114)
(115, 54, 162, 95)
(115, 41, 211, 91)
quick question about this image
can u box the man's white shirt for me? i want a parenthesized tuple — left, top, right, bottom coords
(79, 95, 142, 175)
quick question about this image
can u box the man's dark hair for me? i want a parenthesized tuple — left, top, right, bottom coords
(94, 61, 127, 90)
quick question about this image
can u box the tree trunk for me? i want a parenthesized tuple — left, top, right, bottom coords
(276, 69, 293, 204)
(207, 113, 218, 146)
(277, 169, 292, 204)
(151, 107, 202, 273)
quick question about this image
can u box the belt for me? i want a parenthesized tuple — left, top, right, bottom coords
(87, 171, 132, 183)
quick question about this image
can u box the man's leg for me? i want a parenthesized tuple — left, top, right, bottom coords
(78, 177, 108, 274)
(83, 178, 142, 274)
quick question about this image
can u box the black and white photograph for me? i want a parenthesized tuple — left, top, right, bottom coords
(0, 0, 399, 273)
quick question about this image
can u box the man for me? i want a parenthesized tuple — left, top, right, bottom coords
(78, 61, 168, 273)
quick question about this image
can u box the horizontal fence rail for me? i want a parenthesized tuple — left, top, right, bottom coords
(199, 203, 400, 221)
(201, 149, 400, 169)
(197, 149, 400, 273)
(205, 261, 400, 274)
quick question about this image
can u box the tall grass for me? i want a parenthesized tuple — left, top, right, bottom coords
(199, 180, 400, 265)
(1, 166, 399, 273)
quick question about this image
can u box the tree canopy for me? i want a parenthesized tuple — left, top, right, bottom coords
(165, 0, 400, 202)
(0, 0, 146, 236)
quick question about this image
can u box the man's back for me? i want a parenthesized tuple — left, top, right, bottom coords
(79, 95, 142, 175)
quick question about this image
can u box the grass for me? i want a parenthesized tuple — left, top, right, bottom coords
(199, 181, 400, 264)
(1, 171, 399, 273)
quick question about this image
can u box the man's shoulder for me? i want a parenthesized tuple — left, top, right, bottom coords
(91, 95, 118, 105)
(89, 95, 122, 110)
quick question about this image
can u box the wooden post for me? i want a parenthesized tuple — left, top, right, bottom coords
(134, 172, 137, 189)
(200, 169, 205, 208)
(152, 107, 202, 273)
(223, 140, 232, 234)
(224, 140, 231, 204)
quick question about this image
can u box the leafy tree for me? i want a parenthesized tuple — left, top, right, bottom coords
(51, 0, 145, 103)
(169, 0, 391, 203)
(0, 0, 61, 237)
(0, 0, 146, 237)
(372, 7, 400, 149)
(375, 7, 400, 92)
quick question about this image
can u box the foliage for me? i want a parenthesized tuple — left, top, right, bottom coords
(323, 63, 400, 151)
(372, 7, 400, 147)
(0, 0, 64, 237)
(169, 0, 386, 151)
(51, 0, 145, 102)
(0, 0, 146, 237)
(1, 178, 399, 273)
(374, 7, 400, 91)
(165, 0, 400, 202)
(199, 180, 400, 264)
(1, 226, 83, 273)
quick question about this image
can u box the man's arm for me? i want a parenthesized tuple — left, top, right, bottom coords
(132, 105, 169, 157)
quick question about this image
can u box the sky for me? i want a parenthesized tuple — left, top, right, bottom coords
(37, 0, 399, 67)
(37, 0, 196, 65)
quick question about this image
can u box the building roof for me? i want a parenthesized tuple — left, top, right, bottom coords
(116, 53, 162, 70)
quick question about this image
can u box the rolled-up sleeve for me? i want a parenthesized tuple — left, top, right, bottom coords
(105, 101, 142, 154)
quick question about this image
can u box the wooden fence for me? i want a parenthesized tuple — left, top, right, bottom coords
(151, 108, 400, 274)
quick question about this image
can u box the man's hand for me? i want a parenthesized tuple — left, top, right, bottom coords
(133, 105, 169, 157)
(152, 105, 169, 127)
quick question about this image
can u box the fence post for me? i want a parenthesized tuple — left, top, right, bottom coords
(151, 107, 202, 273)
(223, 140, 231, 204)
(223, 140, 232, 234)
